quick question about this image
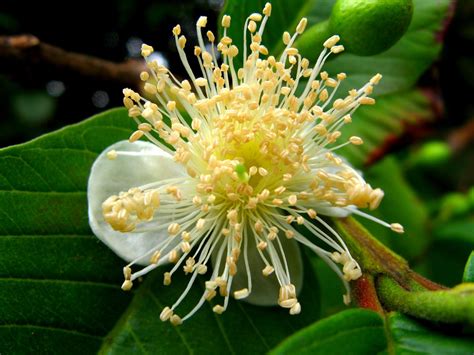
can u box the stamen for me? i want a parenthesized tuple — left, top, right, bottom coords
(107, 5, 399, 325)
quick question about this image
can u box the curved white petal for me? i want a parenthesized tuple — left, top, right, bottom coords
(311, 204, 352, 217)
(88, 140, 186, 265)
(230, 236, 303, 306)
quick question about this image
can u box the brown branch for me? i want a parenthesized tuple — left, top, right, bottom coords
(447, 118, 474, 152)
(0, 34, 146, 86)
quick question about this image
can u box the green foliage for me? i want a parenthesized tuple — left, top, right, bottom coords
(464, 252, 474, 283)
(271, 310, 474, 354)
(360, 157, 430, 261)
(100, 258, 320, 354)
(388, 313, 474, 354)
(0, 109, 136, 353)
(338, 89, 436, 167)
(270, 309, 386, 355)
(417, 221, 474, 286)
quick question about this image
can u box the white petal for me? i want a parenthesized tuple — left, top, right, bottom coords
(87, 140, 186, 265)
(230, 236, 303, 306)
(311, 204, 352, 217)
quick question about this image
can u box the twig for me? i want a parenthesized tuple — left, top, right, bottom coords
(447, 118, 474, 152)
(0, 34, 146, 86)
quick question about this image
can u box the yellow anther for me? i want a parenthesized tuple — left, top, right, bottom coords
(331, 45, 344, 54)
(262, 265, 274, 276)
(150, 250, 161, 264)
(359, 97, 376, 105)
(172, 24, 181, 36)
(129, 130, 144, 143)
(234, 288, 249, 300)
(121, 280, 133, 291)
(296, 18, 307, 34)
(324, 35, 340, 48)
(263, 2, 272, 16)
(141, 44, 154, 57)
(350, 136, 364, 145)
(160, 307, 173, 321)
(168, 223, 180, 235)
(213, 305, 225, 314)
(390, 223, 404, 233)
(178, 35, 187, 49)
(106, 150, 117, 160)
(197, 16, 207, 27)
(288, 195, 298, 206)
(206, 31, 215, 42)
(170, 314, 182, 326)
(221, 15, 231, 28)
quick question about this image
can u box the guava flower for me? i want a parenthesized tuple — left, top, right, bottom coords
(88, 3, 404, 326)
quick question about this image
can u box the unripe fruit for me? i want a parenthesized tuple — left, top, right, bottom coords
(329, 0, 413, 56)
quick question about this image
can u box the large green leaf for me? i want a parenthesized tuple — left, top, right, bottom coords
(0, 108, 136, 353)
(100, 257, 320, 354)
(388, 312, 474, 354)
(270, 309, 386, 355)
(270, 309, 474, 355)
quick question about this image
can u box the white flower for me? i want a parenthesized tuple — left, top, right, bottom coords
(88, 3, 404, 326)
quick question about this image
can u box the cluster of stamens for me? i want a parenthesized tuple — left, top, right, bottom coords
(102, 2, 404, 325)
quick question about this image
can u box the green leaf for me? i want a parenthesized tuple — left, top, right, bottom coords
(0, 108, 136, 353)
(338, 89, 436, 167)
(388, 312, 474, 354)
(464, 252, 474, 283)
(99, 256, 320, 354)
(356, 157, 430, 261)
(270, 309, 386, 355)
(307, 257, 345, 317)
(415, 221, 474, 286)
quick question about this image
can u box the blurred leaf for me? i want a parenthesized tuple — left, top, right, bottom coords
(0, 108, 136, 353)
(338, 89, 436, 167)
(12, 91, 56, 126)
(415, 220, 474, 286)
(270, 309, 386, 355)
(306, 253, 345, 317)
(464, 252, 474, 283)
(357, 157, 430, 261)
(387, 312, 474, 354)
(100, 257, 320, 354)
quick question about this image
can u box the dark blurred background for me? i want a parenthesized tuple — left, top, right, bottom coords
(0, 0, 222, 147)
